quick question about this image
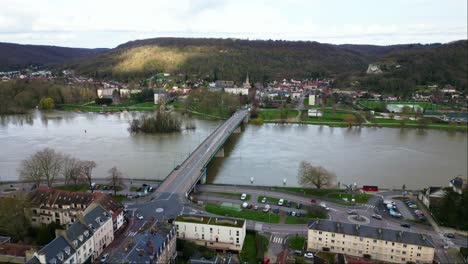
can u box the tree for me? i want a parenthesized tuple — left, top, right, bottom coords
(297, 161, 336, 189)
(19, 148, 63, 187)
(0, 193, 31, 241)
(62, 155, 83, 186)
(81, 161, 96, 192)
(38, 97, 55, 110)
(342, 114, 357, 127)
(107, 166, 124, 196)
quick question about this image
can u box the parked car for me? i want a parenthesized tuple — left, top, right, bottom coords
(142, 183, 148, 187)
(247, 204, 253, 209)
(253, 205, 259, 210)
(261, 197, 267, 203)
(291, 211, 296, 216)
(278, 199, 284, 206)
(241, 193, 247, 200)
(242, 202, 249, 209)
(136, 214, 143, 220)
(296, 212, 302, 217)
(372, 214, 383, 220)
(347, 210, 358, 215)
(408, 204, 417, 209)
(273, 208, 280, 214)
(400, 223, 410, 228)
(286, 201, 292, 207)
(100, 253, 109, 263)
(445, 233, 455, 238)
(304, 252, 314, 259)
(263, 205, 271, 212)
(296, 203, 302, 209)
(136, 187, 143, 192)
(310, 199, 317, 204)
(287, 211, 292, 216)
(293, 250, 303, 256)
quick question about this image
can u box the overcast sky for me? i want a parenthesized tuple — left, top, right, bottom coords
(0, 0, 466, 48)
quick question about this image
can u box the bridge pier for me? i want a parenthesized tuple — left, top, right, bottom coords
(215, 148, 225, 158)
(233, 126, 242, 134)
(200, 167, 207, 184)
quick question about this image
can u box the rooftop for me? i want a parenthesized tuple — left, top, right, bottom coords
(26, 236, 75, 264)
(175, 215, 245, 228)
(308, 220, 434, 248)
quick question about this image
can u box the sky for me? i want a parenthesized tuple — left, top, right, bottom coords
(0, 0, 466, 48)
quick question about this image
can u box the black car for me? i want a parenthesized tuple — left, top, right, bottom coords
(273, 208, 280, 214)
(286, 201, 292, 207)
(136, 187, 143, 192)
(287, 211, 292, 216)
(400, 223, 410, 228)
(296, 203, 302, 209)
(103, 186, 108, 190)
(445, 233, 455, 238)
(142, 183, 148, 187)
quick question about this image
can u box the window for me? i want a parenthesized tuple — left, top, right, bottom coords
(373, 240, 377, 243)
(176, 225, 179, 230)
(195, 226, 197, 232)
(417, 253, 421, 257)
(402, 251, 406, 255)
(331, 246, 335, 250)
(202, 234, 205, 239)
(331, 240, 335, 243)
(417, 246, 422, 250)
(402, 258, 405, 261)
(403, 244, 407, 248)
(359, 238, 363, 241)
(210, 228, 213, 233)
(343, 235, 345, 238)
(392, 242, 395, 246)
(236, 230, 239, 236)
(229, 230, 231, 235)
(342, 248, 345, 251)
(319, 231, 322, 234)
(331, 233, 335, 237)
(318, 238, 322, 241)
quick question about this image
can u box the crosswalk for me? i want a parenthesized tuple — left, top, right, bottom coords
(270, 236, 284, 244)
(362, 204, 376, 209)
(125, 231, 138, 237)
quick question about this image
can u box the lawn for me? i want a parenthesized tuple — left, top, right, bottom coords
(205, 204, 279, 223)
(54, 184, 89, 192)
(130, 102, 156, 108)
(285, 216, 309, 225)
(327, 193, 373, 204)
(274, 187, 343, 197)
(129, 186, 139, 192)
(359, 100, 437, 111)
(211, 192, 251, 201)
(240, 231, 269, 264)
(288, 236, 305, 250)
(258, 109, 298, 120)
(112, 195, 126, 202)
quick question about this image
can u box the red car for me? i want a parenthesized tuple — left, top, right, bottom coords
(247, 204, 253, 209)
(311, 199, 317, 204)
(262, 258, 270, 264)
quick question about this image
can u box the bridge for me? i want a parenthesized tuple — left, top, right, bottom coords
(156, 109, 249, 198)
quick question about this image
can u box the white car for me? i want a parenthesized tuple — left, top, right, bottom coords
(278, 199, 284, 206)
(100, 253, 109, 263)
(304, 252, 314, 259)
(261, 197, 267, 203)
(240, 193, 247, 200)
(320, 203, 330, 211)
(263, 205, 271, 212)
(136, 214, 143, 220)
(242, 202, 249, 208)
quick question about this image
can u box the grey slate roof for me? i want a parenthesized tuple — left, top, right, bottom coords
(308, 220, 434, 248)
(26, 236, 75, 264)
(82, 205, 111, 232)
(64, 221, 92, 249)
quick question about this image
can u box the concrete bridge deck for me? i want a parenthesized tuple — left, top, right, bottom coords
(156, 110, 249, 198)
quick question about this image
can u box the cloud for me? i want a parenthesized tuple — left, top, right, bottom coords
(0, 0, 466, 47)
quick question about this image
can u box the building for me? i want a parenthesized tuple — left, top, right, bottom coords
(97, 88, 116, 98)
(309, 94, 316, 106)
(26, 236, 76, 264)
(28, 187, 124, 231)
(123, 222, 177, 264)
(82, 204, 114, 259)
(120, 88, 142, 98)
(307, 220, 434, 264)
(56, 222, 94, 264)
(154, 90, 167, 104)
(308, 109, 322, 117)
(224, 87, 249, 96)
(175, 215, 246, 252)
(0, 242, 36, 264)
(449, 176, 468, 194)
(418, 187, 445, 209)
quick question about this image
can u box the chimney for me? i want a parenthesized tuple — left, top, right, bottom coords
(378, 228, 382, 235)
(399, 231, 403, 238)
(215, 218, 218, 223)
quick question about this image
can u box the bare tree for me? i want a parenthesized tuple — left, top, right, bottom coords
(297, 161, 336, 189)
(62, 155, 83, 186)
(19, 148, 63, 187)
(81, 161, 96, 192)
(107, 166, 124, 196)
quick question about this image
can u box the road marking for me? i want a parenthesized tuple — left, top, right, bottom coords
(272, 236, 284, 244)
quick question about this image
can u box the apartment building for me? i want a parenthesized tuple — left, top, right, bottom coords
(307, 220, 434, 264)
(28, 187, 124, 231)
(57, 222, 94, 264)
(175, 215, 246, 252)
(82, 204, 114, 259)
(26, 236, 76, 264)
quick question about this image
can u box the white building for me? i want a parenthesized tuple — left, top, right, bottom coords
(175, 215, 246, 252)
(309, 94, 316, 106)
(308, 109, 322, 117)
(154, 91, 167, 104)
(97, 88, 116, 98)
(307, 220, 435, 264)
(58, 222, 94, 264)
(82, 204, 114, 259)
(224, 87, 249, 96)
(120, 88, 142, 98)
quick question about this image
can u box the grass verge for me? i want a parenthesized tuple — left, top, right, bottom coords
(327, 193, 373, 204)
(288, 236, 305, 250)
(205, 204, 279, 223)
(54, 184, 88, 192)
(211, 192, 251, 201)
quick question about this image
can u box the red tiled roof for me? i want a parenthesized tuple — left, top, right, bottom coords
(0, 243, 36, 257)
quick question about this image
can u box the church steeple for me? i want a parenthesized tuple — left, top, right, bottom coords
(243, 73, 251, 89)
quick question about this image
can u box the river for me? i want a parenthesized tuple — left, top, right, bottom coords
(0, 111, 466, 189)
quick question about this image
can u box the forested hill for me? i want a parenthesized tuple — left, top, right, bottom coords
(67, 38, 447, 82)
(0, 42, 107, 71)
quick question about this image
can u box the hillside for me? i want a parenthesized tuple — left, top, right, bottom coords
(0, 42, 107, 71)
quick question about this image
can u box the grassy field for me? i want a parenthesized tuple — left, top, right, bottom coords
(211, 192, 251, 201)
(57, 104, 154, 112)
(288, 236, 305, 250)
(112, 195, 126, 202)
(258, 109, 298, 120)
(327, 193, 373, 204)
(54, 184, 89, 192)
(205, 204, 279, 223)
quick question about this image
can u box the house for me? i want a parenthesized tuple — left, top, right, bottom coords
(224, 87, 249, 96)
(56, 222, 94, 264)
(123, 222, 177, 264)
(309, 93, 316, 106)
(215, 80, 234, 88)
(307, 220, 434, 264)
(119, 88, 142, 98)
(26, 236, 76, 264)
(418, 187, 446, 209)
(308, 109, 322, 117)
(175, 215, 246, 252)
(0, 243, 36, 264)
(449, 176, 468, 194)
(154, 90, 167, 104)
(97, 88, 116, 98)
(28, 188, 124, 232)
(82, 204, 114, 259)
